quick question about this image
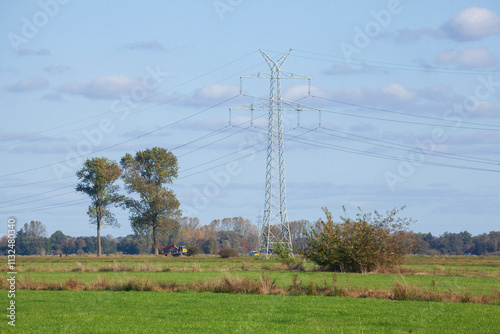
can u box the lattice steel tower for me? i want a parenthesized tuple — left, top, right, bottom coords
(231, 49, 319, 258)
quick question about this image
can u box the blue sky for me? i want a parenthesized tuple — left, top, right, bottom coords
(1, 0, 499, 237)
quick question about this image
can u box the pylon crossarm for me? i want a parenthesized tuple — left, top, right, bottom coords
(229, 100, 269, 111)
(280, 99, 321, 112)
(230, 99, 320, 112)
(242, 70, 309, 80)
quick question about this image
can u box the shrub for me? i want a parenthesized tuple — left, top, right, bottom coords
(273, 240, 305, 271)
(219, 248, 239, 258)
(302, 206, 419, 273)
(187, 246, 201, 256)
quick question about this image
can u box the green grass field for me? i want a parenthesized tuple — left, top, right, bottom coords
(2, 291, 499, 333)
(1, 255, 499, 333)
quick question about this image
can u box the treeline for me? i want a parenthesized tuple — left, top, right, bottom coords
(416, 231, 500, 256)
(1, 220, 499, 256)
(0, 219, 307, 256)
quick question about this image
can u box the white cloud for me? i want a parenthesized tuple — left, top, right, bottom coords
(472, 101, 500, 117)
(436, 47, 497, 68)
(381, 84, 416, 102)
(331, 84, 417, 105)
(332, 86, 367, 102)
(384, 7, 500, 43)
(283, 85, 330, 101)
(181, 83, 240, 106)
(197, 83, 239, 99)
(442, 7, 500, 41)
(59, 75, 143, 99)
(7, 77, 49, 92)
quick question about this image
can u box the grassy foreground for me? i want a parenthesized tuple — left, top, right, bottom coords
(2, 290, 499, 333)
(1, 255, 498, 332)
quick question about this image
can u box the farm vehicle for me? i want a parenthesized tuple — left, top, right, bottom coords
(158, 243, 189, 256)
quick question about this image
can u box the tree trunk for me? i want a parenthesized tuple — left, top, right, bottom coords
(153, 220, 158, 255)
(97, 210, 102, 257)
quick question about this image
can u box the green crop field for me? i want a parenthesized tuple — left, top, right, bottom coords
(1, 255, 499, 333)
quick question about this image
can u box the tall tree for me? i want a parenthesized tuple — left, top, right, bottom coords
(76, 157, 121, 256)
(120, 147, 181, 255)
(24, 221, 47, 238)
(22, 221, 47, 255)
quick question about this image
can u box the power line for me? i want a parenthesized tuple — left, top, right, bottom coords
(0, 198, 89, 215)
(0, 175, 75, 189)
(4, 49, 500, 217)
(318, 126, 500, 166)
(5, 121, 498, 215)
(292, 49, 500, 75)
(0, 190, 77, 210)
(170, 126, 231, 151)
(1, 122, 238, 188)
(177, 126, 249, 158)
(319, 105, 500, 132)
(243, 124, 500, 174)
(0, 184, 76, 206)
(178, 128, 265, 176)
(0, 62, 264, 150)
(312, 95, 500, 130)
(294, 129, 500, 173)
(178, 126, 314, 180)
(1, 111, 267, 209)
(240, 93, 500, 132)
(0, 50, 261, 146)
(0, 95, 240, 179)
(1, 125, 267, 213)
(1, 111, 267, 211)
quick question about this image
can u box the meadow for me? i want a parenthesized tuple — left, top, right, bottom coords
(1, 254, 499, 333)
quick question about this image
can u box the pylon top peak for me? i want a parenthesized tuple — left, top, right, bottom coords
(259, 49, 292, 69)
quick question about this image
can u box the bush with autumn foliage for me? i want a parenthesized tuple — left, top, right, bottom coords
(302, 207, 419, 273)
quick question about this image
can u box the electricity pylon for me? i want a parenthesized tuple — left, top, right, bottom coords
(230, 49, 319, 258)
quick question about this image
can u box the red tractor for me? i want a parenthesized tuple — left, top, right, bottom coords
(158, 243, 189, 256)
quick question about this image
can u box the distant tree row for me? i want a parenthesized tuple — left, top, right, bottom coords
(0, 221, 117, 256)
(416, 231, 500, 255)
(1, 219, 498, 256)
